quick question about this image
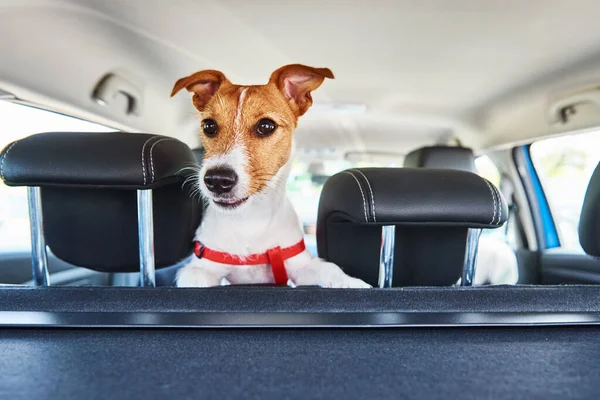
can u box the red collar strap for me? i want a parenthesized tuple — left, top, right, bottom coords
(192, 240, 306, 285)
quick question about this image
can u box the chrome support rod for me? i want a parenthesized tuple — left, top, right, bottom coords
(137, 190, 156, 287)
(378, 225, 396, 288)
(460, 228, 482, 287)
(27, 187, 50, 286)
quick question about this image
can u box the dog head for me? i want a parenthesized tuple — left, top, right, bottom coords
(171, 64, 334, 212)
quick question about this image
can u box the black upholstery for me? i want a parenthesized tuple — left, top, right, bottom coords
(2, 286, 600, 399)
(0, 132, 202, 273)
(155, 148, 205, 284)
(317, 168, 507, 286)
(404, 145, 476, 172)
(579, 162, 600, 257)
(3, 285, 600, 313)
(0, 132, 196, 189)
(41, 185, 200, 272)
(3, 326, 600, 400)
(318, 168, 507, 228)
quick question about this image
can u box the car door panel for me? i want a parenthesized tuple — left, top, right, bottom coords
(541, 249, 600, 284)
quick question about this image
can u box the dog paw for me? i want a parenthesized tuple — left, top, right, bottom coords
(291, 260, 372, 288)
(325, 275, 372, 289)
(175, 266, 223, 288)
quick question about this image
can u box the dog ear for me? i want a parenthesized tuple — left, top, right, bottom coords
(269, 64, 334, 116)
(170, 70, 229, 111)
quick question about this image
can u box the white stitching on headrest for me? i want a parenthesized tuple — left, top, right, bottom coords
(140, 136, 158, 186)
(493, 184, 502, 225)
(483, 179, 497, 225)
(0, 141, 18, 183)
(343, 171, 368, 222)
(149, 138, 177, 183)
(352, 169, 376, 223)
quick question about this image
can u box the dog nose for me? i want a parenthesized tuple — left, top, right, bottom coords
(204, 168, 238, 194)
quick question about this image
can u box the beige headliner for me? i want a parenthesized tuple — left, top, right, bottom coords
(2, 0, 600, 160)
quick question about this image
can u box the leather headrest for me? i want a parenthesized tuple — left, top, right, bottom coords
(316, 168, 507, 287)
(404, 145, 476, 172)
(0, 132, 202, 273)
(318, 168, 507, 229)
(579, 162, 600, 256)
(0, 131, 195, 189)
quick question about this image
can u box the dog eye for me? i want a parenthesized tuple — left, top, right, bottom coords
(255, 119, 277, 137)
(202, 119, 218, 137)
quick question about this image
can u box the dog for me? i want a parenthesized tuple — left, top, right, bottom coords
(170, 64, 371, 288)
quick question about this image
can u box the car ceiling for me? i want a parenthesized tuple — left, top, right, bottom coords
(2, 0, 600, 161)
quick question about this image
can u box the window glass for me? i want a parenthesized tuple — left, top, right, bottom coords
(475, 155, 501, 188)
(530, 130, 600, 250)
(0, 101, 114, 253)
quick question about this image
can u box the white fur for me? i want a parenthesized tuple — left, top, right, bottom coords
(472, 237, 519, 285)
(176, 145, 371, 288)
(455, 237, 519, 286)
(234, 87, 248, 136)
(199, 144, 251, 204)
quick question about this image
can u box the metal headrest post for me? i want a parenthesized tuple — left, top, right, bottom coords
(460, 228, 482, 286)
(378, 225, 396, 288)
(137, 189, 156, 287)
(27, 187, 50, 286)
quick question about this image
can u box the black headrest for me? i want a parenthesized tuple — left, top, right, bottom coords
(404, 145, 476, 172)
(317, 168, 507, 286)
(579, 162, 600, 256)
(318, 168, 507, 228)
(192, 148, 205, 164)
(0, 132, 202, 273)
(0, 131, 194, 188)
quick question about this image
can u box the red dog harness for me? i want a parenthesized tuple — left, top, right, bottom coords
(192, 240, 306, 285)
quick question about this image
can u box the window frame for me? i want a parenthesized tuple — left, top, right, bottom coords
(517, 144, 562, 250)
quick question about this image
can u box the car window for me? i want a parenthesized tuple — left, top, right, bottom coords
(475, 155, 501, 188)
(0, 101, 114, 254)
(531, 130, 600, 251)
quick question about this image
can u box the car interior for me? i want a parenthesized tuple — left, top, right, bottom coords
(1, 1, 600, 399)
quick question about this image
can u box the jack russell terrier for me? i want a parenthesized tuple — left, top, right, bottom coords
(170, 64, 371, 288)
